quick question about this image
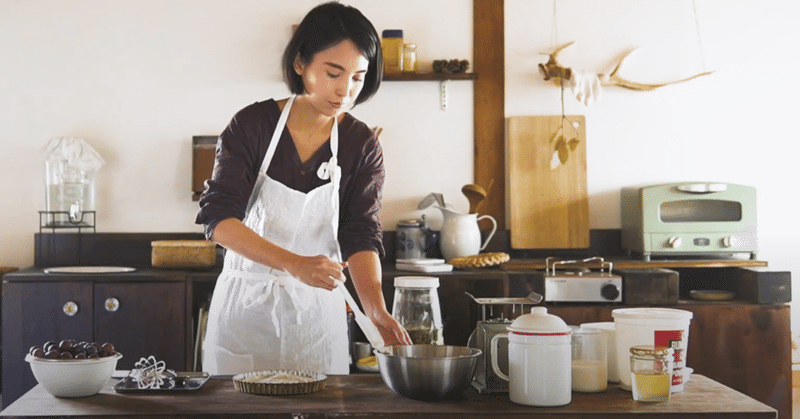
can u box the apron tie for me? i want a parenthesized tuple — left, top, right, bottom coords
(236, 270, 309, 338)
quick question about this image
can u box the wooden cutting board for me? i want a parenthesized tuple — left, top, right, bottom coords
(506, 115, 589, 249)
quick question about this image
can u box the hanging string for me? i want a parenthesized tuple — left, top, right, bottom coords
(691, 0, 707, 71)
(551, 0, 558, 47)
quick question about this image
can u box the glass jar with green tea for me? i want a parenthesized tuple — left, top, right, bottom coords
(391, 276, 444, 344)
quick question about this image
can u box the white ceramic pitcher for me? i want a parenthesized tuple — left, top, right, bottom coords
(439, 207, 497, 261)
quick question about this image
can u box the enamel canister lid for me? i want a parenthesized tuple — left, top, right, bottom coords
(507, 307, 571, 335)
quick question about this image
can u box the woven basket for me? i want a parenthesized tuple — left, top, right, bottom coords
(151, 240, 216, 269)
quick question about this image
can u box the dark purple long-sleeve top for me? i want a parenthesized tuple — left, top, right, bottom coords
(195, 99, 385, 260)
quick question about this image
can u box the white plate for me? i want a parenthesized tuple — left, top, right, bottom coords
(44, 266, 136, 274)
(395, 258, 446, 265)
(356, 358, 379, 373)
(396, 263, 453, 273)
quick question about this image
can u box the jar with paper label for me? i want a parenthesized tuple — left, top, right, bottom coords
(391, 276, 444, 345)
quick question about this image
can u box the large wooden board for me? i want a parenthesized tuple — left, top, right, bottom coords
(507, 115, 589, 249)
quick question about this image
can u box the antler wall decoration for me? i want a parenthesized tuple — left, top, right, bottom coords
(538, 41, 713, 106)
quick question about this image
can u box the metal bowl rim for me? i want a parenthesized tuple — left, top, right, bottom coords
(376, 345, 482, 360)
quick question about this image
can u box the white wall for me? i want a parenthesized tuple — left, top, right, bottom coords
(0, 0, 474, 265)
(2, 1, 799, 332)
(506, 0, 800, 329)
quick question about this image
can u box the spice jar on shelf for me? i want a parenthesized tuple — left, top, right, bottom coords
(381, 30, 403, 75)
(402, 43, 417, 73)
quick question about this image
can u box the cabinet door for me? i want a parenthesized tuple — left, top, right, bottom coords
(94, 282, 185, 370)
(1, 281, 93, 408)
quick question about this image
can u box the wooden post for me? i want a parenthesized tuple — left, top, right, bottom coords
(473, 0, 505, 229)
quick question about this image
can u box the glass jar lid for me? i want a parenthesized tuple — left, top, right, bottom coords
(397, 219, 424, 227)
(394, 276, 439, 288)
(630, 345, 674, 357)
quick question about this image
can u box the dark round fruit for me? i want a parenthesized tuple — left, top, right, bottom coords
(44, 350, 60, 359)
(86, 345, 98, 355)
(100, 343, 115, 354)
(32, 348, 45, 358)
(74, 352, 87, 359)
(29, 346, 41, 356)
(59, 351, 74, 359)
(87, 353, 100, 359)
(58, 339, 75, 350)
(43, 341, 57, 352)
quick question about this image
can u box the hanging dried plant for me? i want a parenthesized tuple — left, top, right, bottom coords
(549, 83, 580, 170)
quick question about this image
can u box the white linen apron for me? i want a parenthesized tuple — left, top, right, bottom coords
(203, 95, 349, 375)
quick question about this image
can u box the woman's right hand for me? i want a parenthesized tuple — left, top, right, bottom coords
(286, 255, 348, 291)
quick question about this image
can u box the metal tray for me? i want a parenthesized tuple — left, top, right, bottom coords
(113, 372, 210, 394)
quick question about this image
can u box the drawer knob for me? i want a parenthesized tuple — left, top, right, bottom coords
(104, 297, 120, 312)
(63, 301, 79, 316)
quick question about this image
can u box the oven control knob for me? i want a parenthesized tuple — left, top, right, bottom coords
(667, 236, 683, 248)
(722, 236, 734, 248)
(601, 283, 620, 300)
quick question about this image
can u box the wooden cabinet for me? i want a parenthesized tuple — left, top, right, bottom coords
(1, 272, 186, 408)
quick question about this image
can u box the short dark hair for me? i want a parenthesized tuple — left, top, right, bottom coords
(281, 2, 382, 106)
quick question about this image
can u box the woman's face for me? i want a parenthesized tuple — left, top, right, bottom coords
(295, 39, 369, 117)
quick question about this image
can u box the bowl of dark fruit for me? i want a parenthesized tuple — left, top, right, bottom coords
(25, 340, 122, 397)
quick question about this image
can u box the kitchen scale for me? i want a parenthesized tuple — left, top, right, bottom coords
(544, 256, 622, 303)
(466, 291, 542, 394)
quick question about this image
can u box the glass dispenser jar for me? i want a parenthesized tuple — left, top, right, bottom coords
(43, 137, 104, 227)
(392, 276, 444, 345)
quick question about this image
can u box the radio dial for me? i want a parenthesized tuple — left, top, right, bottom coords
(667, 236, 683, 248)
(601, 283, 620, 301)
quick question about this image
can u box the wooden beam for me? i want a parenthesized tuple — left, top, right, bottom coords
(473, 0, 505, 228)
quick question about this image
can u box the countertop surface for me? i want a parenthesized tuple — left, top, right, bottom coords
(0, 374, 776, 418)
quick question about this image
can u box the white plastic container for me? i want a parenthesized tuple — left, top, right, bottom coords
(491, 307, 572, 407)
(612, 308, 693, 392)
(579, 322, 618, 383)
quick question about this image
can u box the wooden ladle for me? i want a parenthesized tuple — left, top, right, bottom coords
(462, 184, 487, 214)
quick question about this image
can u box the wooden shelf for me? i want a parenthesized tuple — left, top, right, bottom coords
(383, 72, 477, 81)
(501, 258, 769, 270)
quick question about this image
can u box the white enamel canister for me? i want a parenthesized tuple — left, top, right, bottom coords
(490, 307, 572, 406)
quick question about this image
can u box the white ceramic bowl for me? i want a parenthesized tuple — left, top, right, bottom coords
(25, 352, 122, 397)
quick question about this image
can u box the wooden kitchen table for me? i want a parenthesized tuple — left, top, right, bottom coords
(0, 374, 776, 419)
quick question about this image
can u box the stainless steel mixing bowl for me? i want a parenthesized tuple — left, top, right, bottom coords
(375, 345, 482, 400)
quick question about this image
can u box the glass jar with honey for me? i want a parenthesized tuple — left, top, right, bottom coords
(630, 345, 674, 402)
(381, 30, 403, 75)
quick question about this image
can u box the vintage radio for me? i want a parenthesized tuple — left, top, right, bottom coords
(621, 182, 757, 261)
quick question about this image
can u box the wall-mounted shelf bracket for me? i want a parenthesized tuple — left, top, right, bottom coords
(440, 80, 449, 110)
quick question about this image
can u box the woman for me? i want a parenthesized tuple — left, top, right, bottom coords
(196, 2, 411, 375)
